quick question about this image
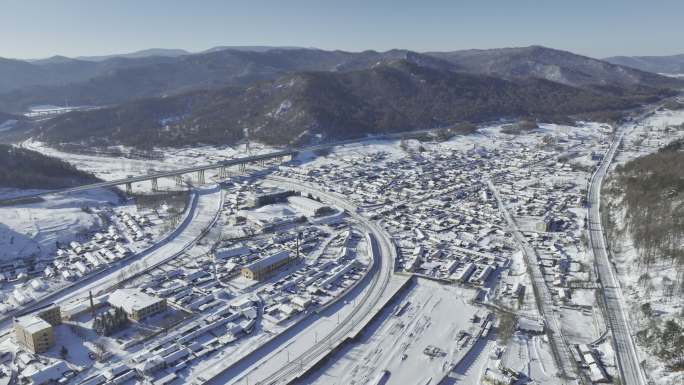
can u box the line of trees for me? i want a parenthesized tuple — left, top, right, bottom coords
(636, 319, 684, 371)
(93, 306, 129, 336)
(0, 144, 98, 189)
(612, 139, 684, 272)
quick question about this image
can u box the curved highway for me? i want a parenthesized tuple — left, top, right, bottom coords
(0, 185, 223, 331)
(207, 175, 395, 385)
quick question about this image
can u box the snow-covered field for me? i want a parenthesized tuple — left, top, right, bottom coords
(659, 73, 684, 79)
(0, 119, 17, 132)
(305, 279, 484, 385)
(0, 189, 118, 261)
(22, 140, 277, 184)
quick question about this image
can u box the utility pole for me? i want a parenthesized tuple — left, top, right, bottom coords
(296, 231, 302, 260)
(89, 290, 95, 317)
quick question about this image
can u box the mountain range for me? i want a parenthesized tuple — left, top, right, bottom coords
(1, 45, 682, 148)
(604, 54, 684, 75)
(1, 46, 681, 113)
(35, 60, 670, 148)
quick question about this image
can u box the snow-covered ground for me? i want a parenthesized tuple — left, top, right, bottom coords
(659, 73, 684, 79)
(0, 119, 17, 132)
(0, 189, 118, 261)
(305, 279, 486, 385)
(3, 112, 679, 384)
(602, 107, 684, 385)
(22, 140, 276, 185)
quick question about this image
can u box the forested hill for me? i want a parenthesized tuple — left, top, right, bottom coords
(609, 136, 684, 266)
(0, 144, 99, 189)
(36, 60, 659, 149)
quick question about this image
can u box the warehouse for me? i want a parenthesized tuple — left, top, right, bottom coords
(241, 250, 293, 280)
(246, 188, 294, 208)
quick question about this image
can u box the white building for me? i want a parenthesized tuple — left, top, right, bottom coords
(108, 289, 167, 321)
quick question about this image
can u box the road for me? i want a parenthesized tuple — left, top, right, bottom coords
(3, 126, 456, 205)
(587, 123, 647, 385)
(206, 175, 395, 385)
(487, 180, 578, 382)
(0, 149, 297, 204)
(0, 185, 223, 331)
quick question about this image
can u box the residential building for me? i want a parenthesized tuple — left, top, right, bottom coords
(108, 289, 167, 321)
(14, 304, 61, 354)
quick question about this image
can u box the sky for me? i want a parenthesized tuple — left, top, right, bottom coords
(1, 0, 683, 60)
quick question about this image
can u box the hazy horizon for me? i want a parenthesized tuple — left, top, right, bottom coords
(2, 0, 684, 60)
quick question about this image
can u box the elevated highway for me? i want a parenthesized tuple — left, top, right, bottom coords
(2, 128, 446, 205)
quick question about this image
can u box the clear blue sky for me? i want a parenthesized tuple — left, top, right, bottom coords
(2, 0, 683, 59)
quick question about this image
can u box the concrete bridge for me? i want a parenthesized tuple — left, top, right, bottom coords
(1, 127, 446, 205)
(0, 148, 298, 204)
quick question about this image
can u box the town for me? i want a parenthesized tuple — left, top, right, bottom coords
(1, 101, 682, 385)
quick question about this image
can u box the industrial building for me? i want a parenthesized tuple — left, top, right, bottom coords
(108, 289, 167, 321)
(247, 188, 294, 208)
(286, 195, 333, 217)
(241, 250, 293, 280)
(13, 304, 61, 354)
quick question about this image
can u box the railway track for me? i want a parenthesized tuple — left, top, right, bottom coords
(249, 178, 395, 385)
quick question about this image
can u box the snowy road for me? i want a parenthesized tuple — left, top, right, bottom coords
(587, 120, 647, 385)
(487, 179, 575, 381)
(0, 185, 222, 331)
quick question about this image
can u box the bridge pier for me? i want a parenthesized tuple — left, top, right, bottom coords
(239, 163, 246, 173)
(175, 175, 183, 187)
(125, 182, 132, 195)
(151, 178, 158, 192)
(197, 170, 205, 185)
(219, 166, 227, 179)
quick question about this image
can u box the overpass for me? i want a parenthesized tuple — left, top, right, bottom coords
(2, 129, 440, 205)
(0, 148, 298, 204)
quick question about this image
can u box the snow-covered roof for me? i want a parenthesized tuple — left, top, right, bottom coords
(108, 289, 162, 313)
(517, 317, 545, 333)
(287, 195, 327, 213)
(15, 315, 51, 334)
(215, 246, 250, 260)
(243, 250, 290, 272)
(23, 361, 69, 385)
